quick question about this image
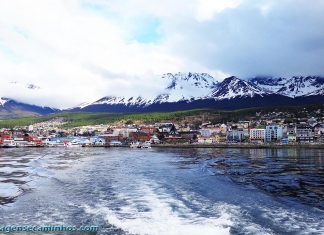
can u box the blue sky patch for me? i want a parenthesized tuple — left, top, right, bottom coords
(132, 16, 163, 44)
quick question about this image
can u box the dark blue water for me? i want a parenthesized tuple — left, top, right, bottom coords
(0, 148, 323, 234)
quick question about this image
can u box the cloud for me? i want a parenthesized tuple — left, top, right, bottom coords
(0, 0, 323, 108)
(163, 0, 324, 78)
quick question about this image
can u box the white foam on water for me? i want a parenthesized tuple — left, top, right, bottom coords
(0, 182, 20, 198)
(259, 205, 324, 234)
(84, 182, 234, 235)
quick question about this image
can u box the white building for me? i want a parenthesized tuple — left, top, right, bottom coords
(250, 129, 265, 142)
(113, 128, 138, 137)
(28, 125, 34, 132)
(265, 125, 283, 142)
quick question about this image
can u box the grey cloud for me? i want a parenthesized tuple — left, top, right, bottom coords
(165, 0, 324, 78)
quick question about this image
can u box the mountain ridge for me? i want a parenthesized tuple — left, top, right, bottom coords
(2, 73, 324, 118)
(71, 73, 324, 113)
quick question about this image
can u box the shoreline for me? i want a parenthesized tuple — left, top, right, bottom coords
(151, 143, 324, 149)
(1, 143, 324, 149)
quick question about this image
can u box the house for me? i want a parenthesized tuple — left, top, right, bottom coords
(157, 123, 174, 132)
(113, 128, 138, 137)
(100, 134, 123, 142)
(213, 133, 227, 143)
(200, 128, 220, 137)
(140, 127, 158, 135)
(178, 131, 200, 140)
(129, 131, 151, 141)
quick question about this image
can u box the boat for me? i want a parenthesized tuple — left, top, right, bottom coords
(65, 140, 82, 148)
(130, 142, 140, 148)
(2, 140, 17, 148)
(140, 141, 151, 148)
(130, 141, 151, 149)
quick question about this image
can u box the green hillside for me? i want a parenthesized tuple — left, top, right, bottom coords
(0, 104, 322, 128)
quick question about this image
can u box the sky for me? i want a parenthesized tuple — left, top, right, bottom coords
(0, 0, 324, 108)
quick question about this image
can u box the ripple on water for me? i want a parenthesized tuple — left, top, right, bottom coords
(0, 182, 21, 204)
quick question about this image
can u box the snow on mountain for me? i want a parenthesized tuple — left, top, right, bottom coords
(159, 72, 218, 102)
(210, 76, 269, 100)
(74, 73, 324, 112)
(0, 97, 10, 106)
(92, 96, 152, 107)
(77, 72, 218, 109)
(303, 87, 324, 96)
(250, 76, 324, 97)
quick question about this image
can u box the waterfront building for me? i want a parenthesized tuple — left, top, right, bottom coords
(287, 124, 296, 136)
(227, 127, 245, 142)
(296, 124, 314, 142)
(249, 129, 266, 142)
(157, 123, 175, 133)
(197, 136, 214, 144)
(314, 123, 324, 142)
(214, 133, 227, 143)
(129, 131, 151, 141)
(265, 125, 283, 142)
(113, 128, 138, 137)
(200, 128, 220, 137)
(178, 131, 200, 140)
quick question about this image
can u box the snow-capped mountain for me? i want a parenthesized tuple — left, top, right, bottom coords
(71, 73, 324, 113)
(92, 96, 152, 107)
(210, 76, 269, 100)
(0, 97, 58, 119)
(74, 72, 218, 109)
(157, 72, 218, 102)
(250, 76, 324, 97)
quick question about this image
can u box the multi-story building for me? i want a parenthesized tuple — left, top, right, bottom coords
(265, 125, 283, 142)
(296, 124, 314, 142)
(314, 123, 324, 142)
(249, 129, 265, 142)
(227, 127, 245, 142)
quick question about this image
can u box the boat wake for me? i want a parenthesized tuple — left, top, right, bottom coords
(83, 180, 274, 235)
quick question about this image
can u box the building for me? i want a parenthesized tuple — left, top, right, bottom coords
(286, 124, 296, 136)
(140, 127, 158, 135)
(178, 131, 200, 140)
(200, 128, 220, 137)
(197, 136, 214, 144)
(214, 133, 227, 143)
(288, 135, 297, 142)
(129, 131, 151, 141)
(227, 127, 245, 142)
(265, 125, 283, 142)
(314, 123, 324, 142)
(296, 124, 314, 142)
(249, 129, 265, 142)
(113, 128, 138, 137)
(157, 123, 175, 133)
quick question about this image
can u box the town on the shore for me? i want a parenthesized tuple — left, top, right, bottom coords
(0, 112, 323, 148)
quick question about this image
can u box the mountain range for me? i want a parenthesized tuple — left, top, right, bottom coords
(1, 73, 324, 118)
(0, 97, 58, 119)
(71, 73, 324, 112)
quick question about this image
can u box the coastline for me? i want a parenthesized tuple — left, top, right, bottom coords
(151, 143, 324, 149)
(1, 143, 324, 149)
